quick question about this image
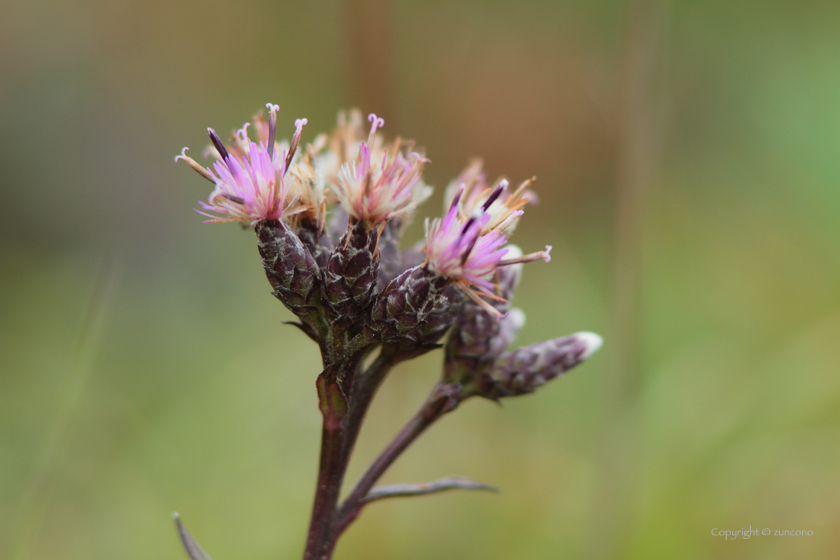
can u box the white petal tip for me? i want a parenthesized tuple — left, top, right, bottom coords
(504, 244, 523, 260)
(507, 308, 526, 329)
(542, 245, 553, 262)
(575, 332, 603, 359)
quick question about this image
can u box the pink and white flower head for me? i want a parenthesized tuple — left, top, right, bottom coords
(444, 159, 538, 235)
(177, 105, 317, 227)
(424, 185, 551, 315)
(332, 113, 432, 229)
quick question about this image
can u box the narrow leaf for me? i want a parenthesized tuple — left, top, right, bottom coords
(361, 476, 499, 504)
(173, 513, 213, 560)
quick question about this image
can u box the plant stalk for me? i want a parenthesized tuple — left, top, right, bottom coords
(302, 349, 399, 560)
(333, 383, 460, 538)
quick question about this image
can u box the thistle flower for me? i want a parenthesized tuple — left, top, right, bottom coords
(177, 105, 319, 227)
(423, 185, 551, 315)
(332, 114, 432, 229)
(444, 159, 538, 235)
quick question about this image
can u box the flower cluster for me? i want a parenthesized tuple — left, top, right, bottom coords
(177, 104, 600, 391)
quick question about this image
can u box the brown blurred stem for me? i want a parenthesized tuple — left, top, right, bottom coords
(590, 1, 665, 558)
(342, 0, 394, 121)
(10, 257, 119, 560)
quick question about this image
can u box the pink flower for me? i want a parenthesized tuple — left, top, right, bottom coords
(196, 136, 286, 225)
(332, 114, 431, 228)
(177, 105, 313, 227)
(424, 185, 551, 315)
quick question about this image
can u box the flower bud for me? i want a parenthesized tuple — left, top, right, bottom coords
(256, 219, 320, 321)
(370, 266, 450, 341)
(322, 221, 380, 321)
(483, 332, 603, 398)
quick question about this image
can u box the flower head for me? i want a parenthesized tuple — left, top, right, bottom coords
(444, 159, 538, 235)
(331, 113, 432, 229)
(424, 185, 551, 315)
(177, 105, 325, 227)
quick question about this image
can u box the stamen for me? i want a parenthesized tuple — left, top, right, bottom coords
(367, 113, 385, 145)
(219, 193, 245, 204)
(459, 230, 480, 264)
(175, 148, 216, 183)
(285, 117, 308, 173)
(510, 177, 535, 200)
(318, 199, 328, 232)
(450, 184, 466, 210)
(460, 216, 477, 235)
(235, 123, 251, 145)
(266, 103, 279, 159)
(498, 245, 553, 266)
(207, 128, 230, 161)
(460, 283, 504, 317)
(489, 209, 524, 234)
(482, 179, 508, 211)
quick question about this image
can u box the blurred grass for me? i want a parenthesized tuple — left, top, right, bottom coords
(1, 0, 840, 559)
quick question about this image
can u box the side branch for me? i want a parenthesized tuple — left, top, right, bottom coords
(333, 382, 462, 538)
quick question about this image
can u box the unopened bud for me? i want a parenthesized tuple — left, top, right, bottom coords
(486, 331, 603, 398)
(370, 266, 450, 341)
(256, 219, 320, 323)
(322, 221, 380, 321)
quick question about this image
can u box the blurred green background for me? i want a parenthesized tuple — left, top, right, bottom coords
(2, 0, 839, 558)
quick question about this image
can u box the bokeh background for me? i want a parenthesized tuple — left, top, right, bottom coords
(2, 0, 839, 558)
